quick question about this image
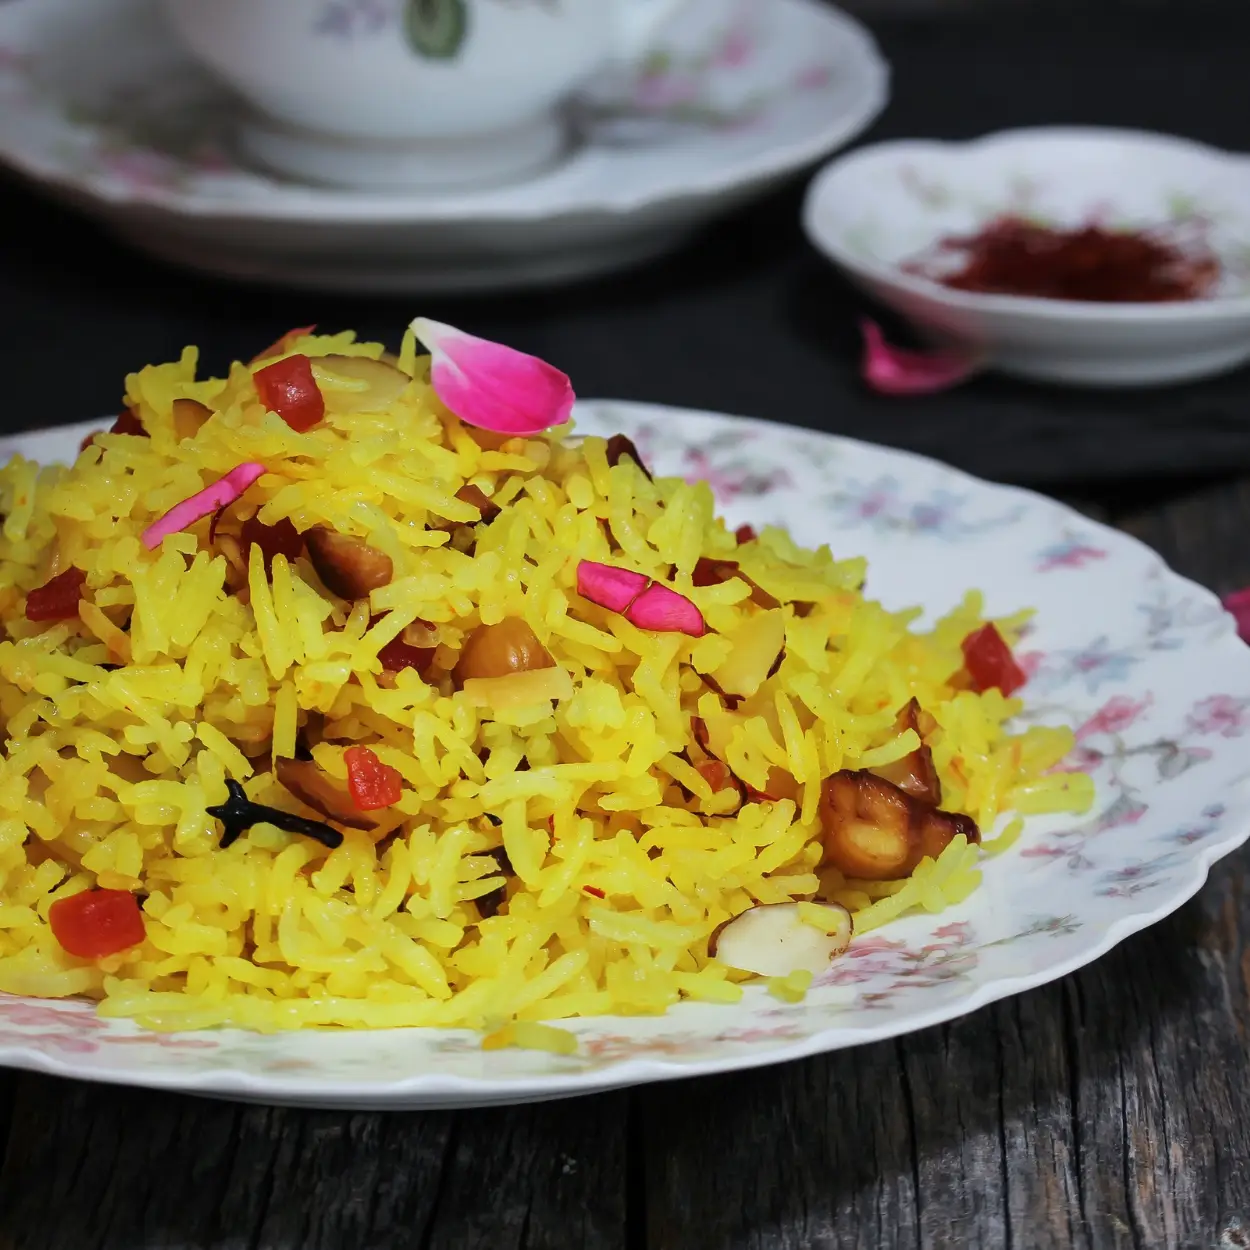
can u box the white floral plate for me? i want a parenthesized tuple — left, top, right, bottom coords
(2, 402, 1250, 1110)
(0, 0, 887, 294)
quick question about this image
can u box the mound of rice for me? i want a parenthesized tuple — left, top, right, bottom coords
(0, 325, 1092, 1034)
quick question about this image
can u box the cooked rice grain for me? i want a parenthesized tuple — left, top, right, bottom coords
(0, 329, 1093, 1032)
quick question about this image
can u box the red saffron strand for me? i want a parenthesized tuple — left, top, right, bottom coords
(905, 215, 1220, 303)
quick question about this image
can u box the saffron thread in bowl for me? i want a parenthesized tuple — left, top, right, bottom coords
(903, 216, 1220, 303)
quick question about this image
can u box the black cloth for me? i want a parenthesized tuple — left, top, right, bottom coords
(3, 5, 1250, 486)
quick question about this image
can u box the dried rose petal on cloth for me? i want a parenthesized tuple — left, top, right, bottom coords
(860, 318, 982, 395)
(1223, 588, 1250, 643)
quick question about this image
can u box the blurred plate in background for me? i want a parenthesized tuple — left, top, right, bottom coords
(0, 0, 888, 294)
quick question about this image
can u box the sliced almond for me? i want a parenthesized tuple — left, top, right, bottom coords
(171, 398, 212, 441)
(429, 484, 502, 535)
(454, 483, 501, 523)
(746, 766, 799, 804)
(312, 354, 411, 414)
(465, 426, 513, 452)
(400, 619, 439, 649)
(870, 698, 942, 806)
(710, 902, 852, 978)
(604, 433, 653, 482)
(306, 527, 394, 600)
(275, 757, 378, 831)
(690, 557, 779, 610)
(460, 667, 574, 712)
(709, 608, 786, 698)
(695, 703, 735, 763)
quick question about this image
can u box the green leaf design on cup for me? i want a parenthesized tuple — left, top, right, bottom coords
(405, 0, 469, 59)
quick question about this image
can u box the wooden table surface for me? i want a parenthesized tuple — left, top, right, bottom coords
(3, 9, 1248, 1238)
(0, 478, 1247, 1250)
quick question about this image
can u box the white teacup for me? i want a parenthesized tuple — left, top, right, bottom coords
(158, 0, 691, 191)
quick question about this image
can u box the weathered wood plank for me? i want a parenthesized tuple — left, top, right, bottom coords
(641, 485, 1250, 1249)
(0, 1071, 12, 1174)
(0, 1077, 627, 1250)
(4, 491, 1250, 1250)
(642, 857, 1250, 1250)
(425, 1093, 629, 1250)
(0, 1077, 449, 1250)
(1056, 498, 1112, 525)
(1118, 477, 1250, 594)
(993, 988, 1088, 1249)
(640, 1037, 922, 1249)
(1030, 877, 1250, 1250)
(451, 483, 1248, 1250)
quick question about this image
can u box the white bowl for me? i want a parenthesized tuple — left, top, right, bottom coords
(802, 127, 1250, 387)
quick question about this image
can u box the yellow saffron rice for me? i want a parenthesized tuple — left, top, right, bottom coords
(0, 326, 1093, 1033)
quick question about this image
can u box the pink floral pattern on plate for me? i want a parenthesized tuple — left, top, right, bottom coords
(308, 0, 829, 134)
(822, 473, 1026, 538)
(0, 0, 855, 197)
(582, 2, 839, 138)
(1035, 528, 1109, 572)
(0, 401, 1249, 1110)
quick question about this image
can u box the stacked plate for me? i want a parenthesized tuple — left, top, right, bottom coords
(0, 0, 888, 293)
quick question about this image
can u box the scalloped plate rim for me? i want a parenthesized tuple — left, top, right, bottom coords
(0, 400, 1246, 1109)
(0, 0, 890, 223)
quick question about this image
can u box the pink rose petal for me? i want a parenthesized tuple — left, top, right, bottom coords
(411, 317, 574, 436)
(860, 318, 983, 396)
(142, 462, 267, 550)
(1223, 587, 1250, 643)
(576, 561, 705, 636)
(626, 582, 706, 637)
(577, 560, 649, 614)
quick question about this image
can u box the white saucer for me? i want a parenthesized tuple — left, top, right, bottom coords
(0, 0, 888, 294)
(803, 128, 1250, 387)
